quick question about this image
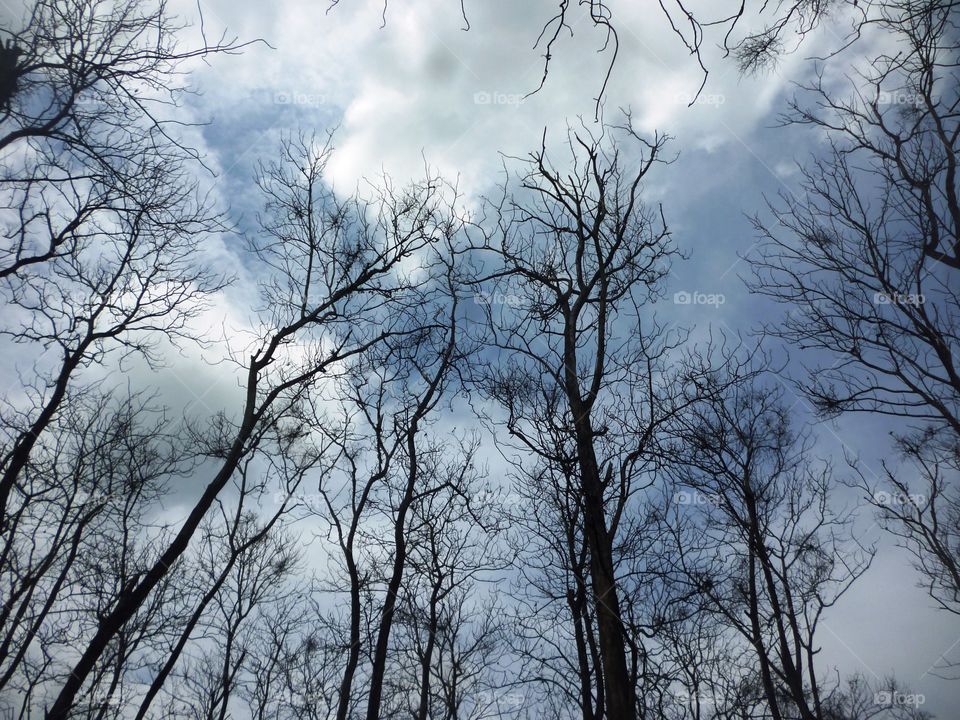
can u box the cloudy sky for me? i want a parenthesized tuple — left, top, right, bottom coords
(59, 0, 959, 714)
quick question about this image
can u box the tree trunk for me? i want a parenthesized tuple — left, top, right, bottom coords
(573, 420, 636, 720)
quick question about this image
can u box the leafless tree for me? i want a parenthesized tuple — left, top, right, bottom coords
(383, 449, 508, 720)
(661, 371, 874, 720)
(128, 408, 335, 720)
(357, 291, 467, 720)
(504, 444, 605, 720)
(300, 221, 510, 719)
(474, 117, 684, 719)
(853, 429, 960, 620)
(36, 129, 458, 717)
(0, 0, 251, 281)
(3, 3, 957, 718)
(0, 391, 190, 717)
(1, 4, 240, 708)
(238, 586, 343, 720)
(749, 0, 960, 617)
(160, 521, 303, 720)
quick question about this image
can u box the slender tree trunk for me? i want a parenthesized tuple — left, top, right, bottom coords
(746, 544, 783, 720)
(573, 420, 636, 720)
(567, 586, 596, 720)
(744, 491, 816, 720)
(364, 424, 419, 720)
(0, 346, 86, 521)
(334, 552, 363, 720)
(414, 582, 442, 720)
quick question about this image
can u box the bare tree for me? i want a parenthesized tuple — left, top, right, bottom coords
(0, 0, 248, 178)
(161, 521, 303, 720)
(749, 0, 960, 616)
(239, 585, 343, 720)
(853, 430, 960, 620)
(0, 0, 250, 281)
(383, 446, 507, 720)
(302, 221, 501, 720)
(662, 371, 874, 720)
(128, 408, 334, 720)
(40, 131, 456, 718)
(359, 289, 466, 720)
(504, 446, 605, 720)
(1, 6, 239, 707)
(0, 392, 190, 716)
(474, 118, 680, 719)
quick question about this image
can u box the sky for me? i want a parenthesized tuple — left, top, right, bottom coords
(6, 0, 957, 714)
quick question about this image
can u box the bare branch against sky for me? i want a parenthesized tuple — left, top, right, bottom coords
(0, 0, 957, 718)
